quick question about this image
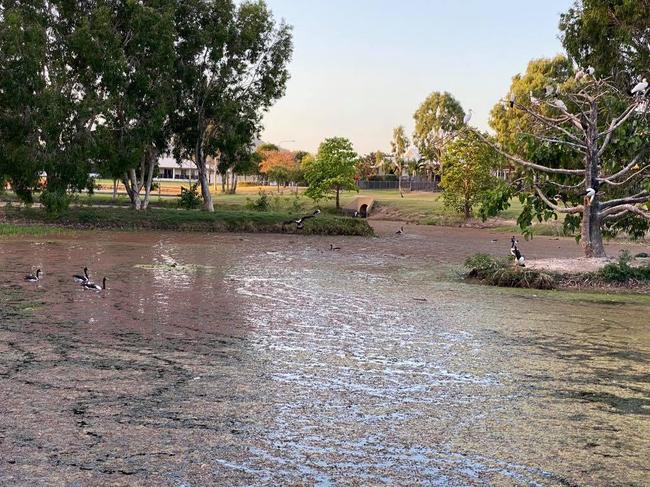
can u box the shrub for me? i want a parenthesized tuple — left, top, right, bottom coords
(40, 189, 71, 215)
(178, 183, 202, 210)
(245, 190, 271, 211)
(597, 251, 650, 283)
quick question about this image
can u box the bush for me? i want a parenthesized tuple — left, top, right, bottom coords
(597, 251, 650, 283)
(40, 189, 71, 215)
(178, 183, 202, 210)
(245, 190, 271, 211)
(368, 174, 398, 182)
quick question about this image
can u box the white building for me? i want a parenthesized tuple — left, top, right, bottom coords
(155, 155, 217, 184)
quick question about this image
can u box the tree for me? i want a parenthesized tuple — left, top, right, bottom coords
(304, 137, 358, 209)
(390, 126, 409, 196)
(479, 76, 649, 257)
(413, 91, 465, 177)
(0, 1, 96, 211)
(89, 0, 177, 210)
(440, 131, 503, 219)
(560, 0, 650, 86)
(171, 0, 293, 211)
(259, 149, 296, 191)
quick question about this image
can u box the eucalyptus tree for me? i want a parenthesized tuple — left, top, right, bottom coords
(560, 0, 650, 86)
(480, 75, 649, 257)
(413, 91, 465, 177)
(83, 0, 177, 210)
(171, 0, 293, 211)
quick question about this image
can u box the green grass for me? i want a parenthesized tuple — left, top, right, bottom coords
(0, 223, 67, 237)
(2, 206, 374, 236)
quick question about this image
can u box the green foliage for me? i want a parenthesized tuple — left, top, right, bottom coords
(478, 181, 513, 221)
(413, 92, 465, 165)
(560, 0, 650, 85)
(3, 206, 374, 236)
(304, 137, 359, 208)
(39, 188, 71, 215)
(246, 190, 271, 211)
(597, 251, 650, 283)
(178, 183, 202, 210)
(440, 131, 503, 218)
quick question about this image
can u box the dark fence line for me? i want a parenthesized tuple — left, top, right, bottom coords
(357, 180, 440, 191)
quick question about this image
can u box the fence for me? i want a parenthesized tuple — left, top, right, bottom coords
(357, 180, 439, 191)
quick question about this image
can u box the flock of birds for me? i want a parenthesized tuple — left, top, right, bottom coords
(25, 266, 107, 291)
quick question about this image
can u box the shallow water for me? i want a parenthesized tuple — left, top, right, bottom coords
(0, 231, 649, 486)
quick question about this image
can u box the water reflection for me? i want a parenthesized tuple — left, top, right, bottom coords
(0, 231, 648, 485)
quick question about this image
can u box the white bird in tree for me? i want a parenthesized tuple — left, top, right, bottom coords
(583, 187, 596, 205)
(529, 91, 540, 106)
(575, 69, 585, 81)
(509, 93, 516, 109)
(551, 99, 568, 111)
(545, 85, 555, 96)
(631, 78, 648, 96)
(586, 66, 595, 76)
(463, 109, 473, 124)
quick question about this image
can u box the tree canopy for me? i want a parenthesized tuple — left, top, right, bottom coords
(304, 137, 358, 209)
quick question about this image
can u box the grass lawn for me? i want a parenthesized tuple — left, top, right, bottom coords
(0, 223, 69, 237)
(2, 206, 374, 236)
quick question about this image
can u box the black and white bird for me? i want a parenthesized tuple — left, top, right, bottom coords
(73, 267, 90, 284)
(330, 244, 341, 251)
(631, 78, 648, 96)
(396, 226, 405, 235)
(282, 209, 321, 231)
(25, 269, 42, 282)
(83, 277, 107, 291)
(583, 187, 596, 205)
(463, 109, 473, 124)
(553, 194, 567, 207)
(530, 91, 540, 106)
(509, 93, 516, 109)
(586, 66, 595, 76)
(510, 237, 526, 267)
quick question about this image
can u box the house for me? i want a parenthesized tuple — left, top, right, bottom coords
(155, 155, 217, 184)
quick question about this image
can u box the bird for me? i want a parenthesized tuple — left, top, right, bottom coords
(575, 69, 585, 81)
(551, 99, 568, 111)
(545, 85, 555, 96)
(530, 91, 540, 106)
(83, 277, 107, 291)
(583, 187, 596, 205)
(463, 109, 473, 124)
(73, 267, 90, 284)
(396, 226, 405, 235)
(553, 194, 567, 207)
(586, 66, 595, 76)
(282, 209, 321, 231)
(509, 93, 516, 109)
(510, 237, 526, 267)
(631, 78, 648, 96)
(330, 244, 341, 251)
(25, 269, 42, 282)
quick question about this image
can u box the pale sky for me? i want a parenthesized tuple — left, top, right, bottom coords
(260, 0, 574, 155)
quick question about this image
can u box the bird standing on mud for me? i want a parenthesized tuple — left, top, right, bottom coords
(282, 209, 321, 231)
(510, 237, 526, 267)
(396, 226, 405, 235)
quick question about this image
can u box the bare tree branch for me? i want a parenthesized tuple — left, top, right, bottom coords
(514, 103, 584, 144)
(598, 149, 648, 183)
(600, 191, 650, 209)
(600, 204, 650, 220)
(473, 130, 584, 175)
(597, 102, 642, 156)
(534, 185, 584, 214)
